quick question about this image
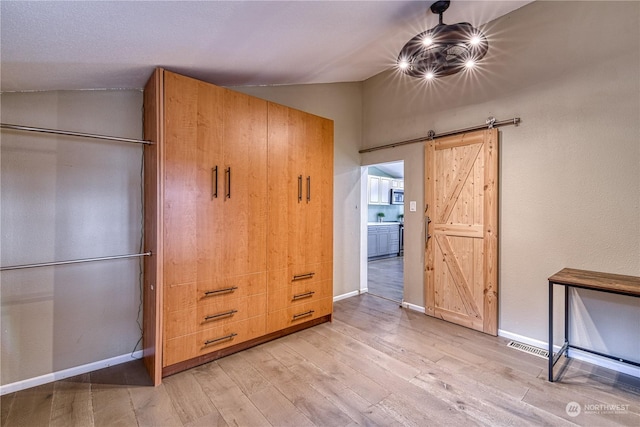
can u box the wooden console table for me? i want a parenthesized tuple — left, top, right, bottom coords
(548, 268, 640, 382)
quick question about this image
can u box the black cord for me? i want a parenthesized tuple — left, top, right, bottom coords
(131, 138, 145, 358)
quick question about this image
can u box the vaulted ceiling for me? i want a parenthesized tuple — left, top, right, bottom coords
(1, 1, 531, 92)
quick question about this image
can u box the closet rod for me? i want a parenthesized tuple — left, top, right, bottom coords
(0, 252, 152, 271)
(0, 123, 152, 145)
(358, 117, 520, 154)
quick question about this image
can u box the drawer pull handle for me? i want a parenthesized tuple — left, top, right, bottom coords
(204, 333, 237, 346)
(292, 272, 315, 281)
(292, 310, 315, 320)
(204, 309, 238, 322)
(292, 291, 315, 301)
(204, 286, 238, 296)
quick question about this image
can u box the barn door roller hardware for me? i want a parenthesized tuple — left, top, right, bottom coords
(359, 116, 520, 153)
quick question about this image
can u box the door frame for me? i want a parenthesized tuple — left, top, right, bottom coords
(359, 162, 406, 302)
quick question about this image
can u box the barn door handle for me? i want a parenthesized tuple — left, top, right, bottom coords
(225, 167, 231, 199)
(298, 175, 303, 202)
(306, 176, 311, 202)
(425, 216, 432, 245)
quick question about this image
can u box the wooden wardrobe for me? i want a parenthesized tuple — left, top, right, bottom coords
(142, 69, 333, 385)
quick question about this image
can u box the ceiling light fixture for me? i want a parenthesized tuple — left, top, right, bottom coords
(397, 0, 488, 79)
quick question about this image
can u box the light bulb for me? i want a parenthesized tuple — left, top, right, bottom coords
(465, 59, 475, 69)
(398, 59, 410, 70)
(422, 36, 433, 47)
(470, 35, 482, 46)
(425, 71, 435, 80)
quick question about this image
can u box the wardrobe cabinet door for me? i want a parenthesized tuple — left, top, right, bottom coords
(222, 90, 268, 278)
(319, 116, 334, 266)
(302, 112, 333, 268)
(267, 103, 301, 272)
(163, 71, 199, 287)
(267, 105, 333, 272)
(163, 72, 226, 287)
(194, 80, 225, 284)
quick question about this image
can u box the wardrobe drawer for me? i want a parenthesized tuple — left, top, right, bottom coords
(266, 297, 332, 333)
(197, 272, 267, 301)
(267, 280, 332, 312)
(164, 315, 266, 367)
(164, 272, 266, 312)
(268, 262, 332, 289)
(165, 292, 266, 339)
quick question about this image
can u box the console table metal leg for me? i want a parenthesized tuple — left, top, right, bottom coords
(548, 281, 554, 382)
(564, 285, 570, 358)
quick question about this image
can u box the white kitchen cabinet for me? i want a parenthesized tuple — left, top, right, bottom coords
(368, 176, 380, 204)
(379, 178, 391, 204)
(368, 175, 394, 205)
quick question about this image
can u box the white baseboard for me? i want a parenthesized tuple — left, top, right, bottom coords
(498, 329, 640, 379)
(0, 350, 143, 396)
(401, 301, 426, 313)
(333, 290, 360, 302)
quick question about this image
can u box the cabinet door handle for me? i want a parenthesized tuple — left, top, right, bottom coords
(212, 166, 218, 199)
(203, 286, 238, 297)
(225, 167, 231, 199)
(292, 272, 315, 281)
(298, 175, 303, 202)
(306, 176, 311, 202)
(292, 291, 315, 301)
(204, 309, 238, 322)
(292, 310, 315, 320)
(204, 333, 237, 346)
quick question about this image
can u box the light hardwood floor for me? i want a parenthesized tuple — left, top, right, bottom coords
(368, 256, 403, 303)
(2, 294, 639, 426)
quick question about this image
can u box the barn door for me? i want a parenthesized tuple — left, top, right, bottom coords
(424, 129, 498, 335)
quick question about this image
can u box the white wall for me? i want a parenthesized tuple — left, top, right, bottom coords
(1, 90, 144, 385)
(361, 1, 640, 364)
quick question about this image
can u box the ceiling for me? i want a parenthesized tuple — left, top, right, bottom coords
(371, 161, 404, 179)
(1, 1, 531, 92)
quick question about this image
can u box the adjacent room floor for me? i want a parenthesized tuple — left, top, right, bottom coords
(367, 255, 403, 303)
(2, 295, 639, 426)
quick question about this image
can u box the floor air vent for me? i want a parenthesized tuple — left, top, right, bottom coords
(506, 341, 549, 359)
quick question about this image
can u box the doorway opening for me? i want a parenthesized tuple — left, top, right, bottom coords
(364, 161, 404, 303)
